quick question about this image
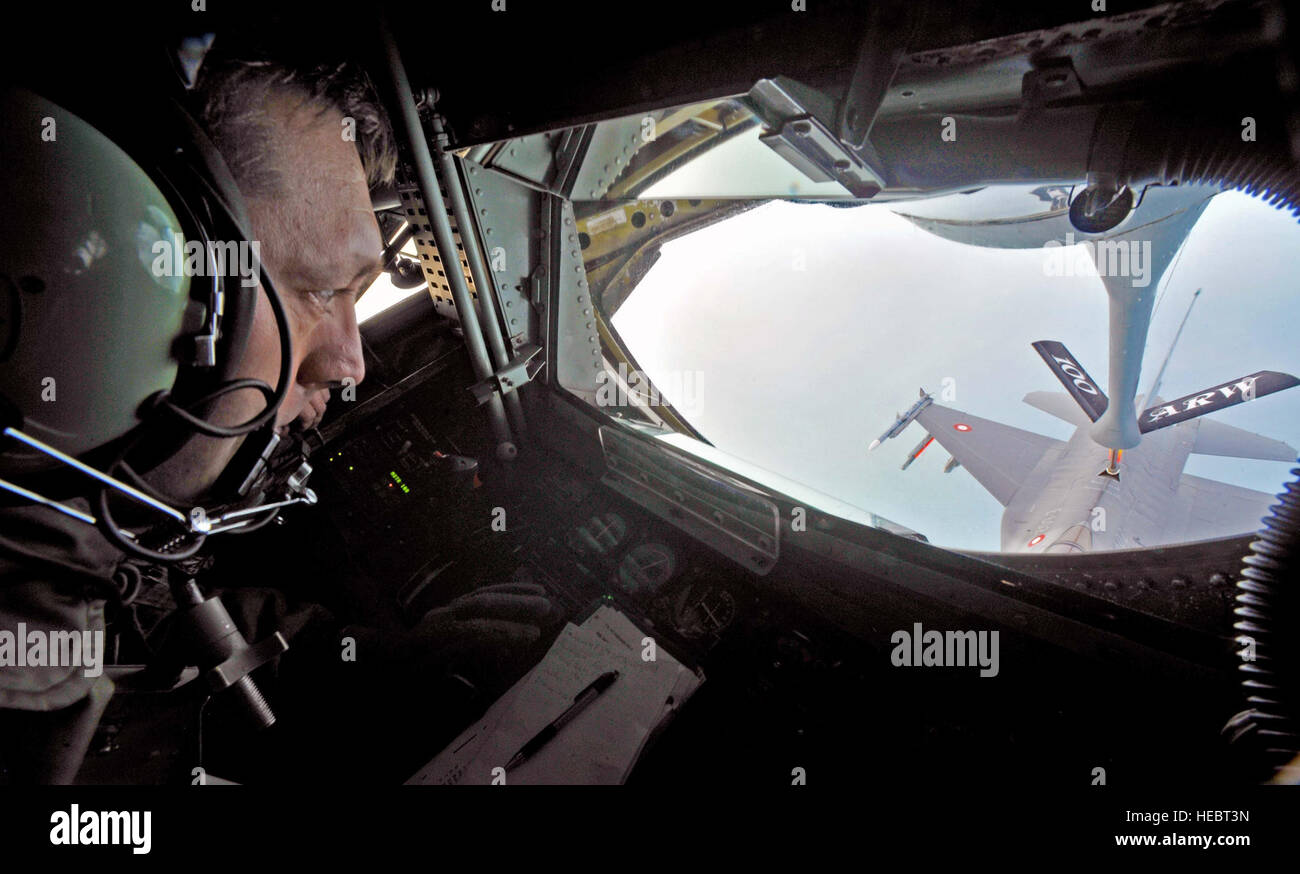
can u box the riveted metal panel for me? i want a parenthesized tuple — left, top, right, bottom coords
(549, 197, 600, 402)
(461, 161, 543, 351)
(486, 130, 567, 187)
(569, 115, 646, 201)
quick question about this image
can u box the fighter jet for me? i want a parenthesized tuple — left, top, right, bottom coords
(870, 291, 1299, 553)
(896, 182, 1229, 474)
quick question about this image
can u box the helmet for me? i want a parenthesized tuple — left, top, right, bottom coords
(0, 88, 192, 462)
(0, 85, 298, 561)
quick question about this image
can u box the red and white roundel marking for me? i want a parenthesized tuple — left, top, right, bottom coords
(1027, 534, 1046, 547)
(953, 423, 972, 432)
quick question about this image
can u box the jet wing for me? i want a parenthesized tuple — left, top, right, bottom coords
(915, 403, 1064, 506)
(1171, 474, 1277, 542)
(1191, 418, 1298, 462)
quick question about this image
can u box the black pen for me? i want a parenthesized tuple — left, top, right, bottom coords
(505, 670, 620, 771)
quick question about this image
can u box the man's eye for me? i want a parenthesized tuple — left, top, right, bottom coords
(310, 289, 342, 305)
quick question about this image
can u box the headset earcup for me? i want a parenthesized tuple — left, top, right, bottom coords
(169, 102, 258, 387)
(122, 103, 267, 479)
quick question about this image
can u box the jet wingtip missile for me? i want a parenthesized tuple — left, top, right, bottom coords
(869, 392, 935, 451)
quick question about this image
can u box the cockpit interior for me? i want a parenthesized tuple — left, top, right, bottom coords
(5, 0, 1299, 795)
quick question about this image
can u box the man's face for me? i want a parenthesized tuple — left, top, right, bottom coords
(149, 92, 383, 503)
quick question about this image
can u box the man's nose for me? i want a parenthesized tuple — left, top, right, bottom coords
(298, 297, 366, 390)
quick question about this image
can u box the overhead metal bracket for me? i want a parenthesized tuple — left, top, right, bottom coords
(1021, 58, 1084, 109)
(469, 343, 544, 406)
(748, 79, 885, 198)
(529, 263, 547, 309)
(837, 0, 920, 151)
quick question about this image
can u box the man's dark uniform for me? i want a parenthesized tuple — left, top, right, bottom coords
(0, 502, 119, 782)
(0, 500, 501, 784)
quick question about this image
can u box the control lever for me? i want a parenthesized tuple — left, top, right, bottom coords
(428, 450, 480, 490)
(168, 566, 287, 731)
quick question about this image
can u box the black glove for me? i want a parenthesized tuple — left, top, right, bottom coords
(412, 582, 562, 677)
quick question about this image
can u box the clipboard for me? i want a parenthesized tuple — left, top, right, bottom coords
(406, 602, 705, 785)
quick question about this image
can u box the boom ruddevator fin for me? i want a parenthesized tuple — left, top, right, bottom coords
(1138, 371, 1300, 434)
(1031, 340, 1109, 423)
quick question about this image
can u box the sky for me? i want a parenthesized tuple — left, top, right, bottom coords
(611, 190, 1300, 551)
(356, 238, 419, 323)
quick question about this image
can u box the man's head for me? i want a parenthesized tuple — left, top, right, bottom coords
(145, 51, 398, 503)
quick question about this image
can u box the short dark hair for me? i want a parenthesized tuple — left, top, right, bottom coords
(193, 48, 397, 198)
